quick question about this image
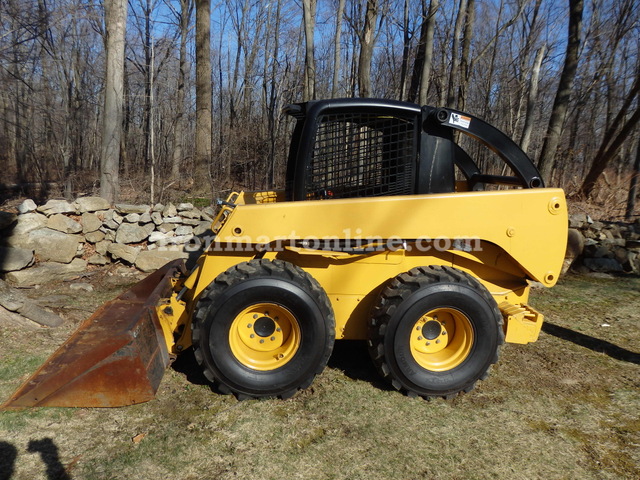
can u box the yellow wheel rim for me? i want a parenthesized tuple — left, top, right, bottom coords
(409, 308, 474, 372)
(229, 303, 301, 371)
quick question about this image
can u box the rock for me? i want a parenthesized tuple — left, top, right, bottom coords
(180, 218, 201, 226)
(115, 203, 150, 214)
(75, 196, 111, 213)
(152, 203, 164, 212)
(37, 199, 75, 216)
(162, 203, 178, 217)
(562, 228, 584, 275)
(0, 279, 64, 327)
(124, 213, 141, 223)
(70, 282, 94, 292)
(28, 228, 82, 264)
(115, 223, 151, 244)
(5, 258, 88, 287)
(95, 240, 112, 256)
(158, 223, 178, 233)
(162, 216, 183, 224)
(8, 212, 47, 236)
(177, 202, 194, 211)
(140, 212, 152, 223)
(0, 246, 34, 272)
(583, 257, 623, 273)
(202, 206, 216, 219)
(166, 235, 192, 245)
(194, 221, 213, 236)
(175, 225, 193, 236)
(590, 221, 604, 231)
(17, 199, 37, 214)
(104, 229, 116, 242)
(201, 209, 214, 222)
(569, 213, 588, 228)
(88, 253, 109, 265)
(0, 211, 17, 230)
(134, 250, 188, 273)
(108, 243, 140, 264)
(151, 211, 163, 225)
(85, 230, 106, 243)
(148, 231, 174, 243)
(81, 212, 103, 233)
(47, 214, 83, 234)
(180, 208, 202, 219)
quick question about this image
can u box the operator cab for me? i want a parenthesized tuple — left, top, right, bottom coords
(283, 98, 543, 201)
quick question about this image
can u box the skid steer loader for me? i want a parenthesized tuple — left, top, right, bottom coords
(2, 98, 567, 408)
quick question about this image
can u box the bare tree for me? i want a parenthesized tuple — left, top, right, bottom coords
(302, 0, 317, 101)
(408, 0, 438, 105)
(100, 0, 128, 203)
(331, 0, 346, 98)
(195, 0, 212, 184)
(536, 0, 583, 182)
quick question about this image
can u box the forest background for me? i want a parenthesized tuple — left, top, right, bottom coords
(1, 0, 639, 218)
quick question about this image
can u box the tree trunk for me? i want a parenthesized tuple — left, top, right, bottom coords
(171, 0, 192, 181)
(195, 0, 212, 183)
(457, 0, 475, 112)
(625, 139, 640, 220)
(409, 0, 438, 105)
(100, 0, 128, 204)
(536, 0, 583, 182)
(331, 0, 346, 98)
(302, 0, 317, 101)
(358, 0, 379, 98)
(519, 45, 546, 154)
(446, 0, 468, 108)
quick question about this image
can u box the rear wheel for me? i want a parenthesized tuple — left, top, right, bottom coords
(192, 259, 335, 399)
(368, 265, 504, 399)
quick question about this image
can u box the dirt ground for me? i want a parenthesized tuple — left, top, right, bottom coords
(0, 267, 638, 480)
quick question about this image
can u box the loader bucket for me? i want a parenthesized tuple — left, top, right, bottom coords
(2, 259, 186, 409)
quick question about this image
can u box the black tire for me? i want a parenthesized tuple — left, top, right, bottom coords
(192, 259, 335, 399)
(368, 265, 504, 399)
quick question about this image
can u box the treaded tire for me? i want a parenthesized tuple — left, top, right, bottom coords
(368, 265, 504, 399)
(192, 259, 335, 400)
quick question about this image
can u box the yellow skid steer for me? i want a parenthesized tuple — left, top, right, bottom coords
(2, 99, 567, 408)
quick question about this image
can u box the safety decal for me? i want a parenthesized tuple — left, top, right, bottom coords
(449, 113, 471, 129)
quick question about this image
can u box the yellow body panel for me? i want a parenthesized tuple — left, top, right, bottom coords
(159, 188, 567, 353)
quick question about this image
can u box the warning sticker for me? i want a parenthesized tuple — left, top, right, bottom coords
(449, 113, 471, 129)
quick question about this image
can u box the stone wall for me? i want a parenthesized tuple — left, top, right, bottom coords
(0, 197, 215, 286)
(1, 196, 639, 287)
(565, 214, 640, 274)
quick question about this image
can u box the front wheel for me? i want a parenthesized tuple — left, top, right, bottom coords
(368, 265, 504, 399)
(192, 259, 335, 399)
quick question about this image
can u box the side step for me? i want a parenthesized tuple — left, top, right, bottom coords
(499, 302, 544, 344)
(2, 260, 185, 409)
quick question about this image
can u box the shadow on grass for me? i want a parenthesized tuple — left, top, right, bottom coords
(0, 438, 71, 480)
(328, 340, 392, 391)
(542, 322, 640, 365)
(0, 441, 17, 480)
(171, 341, 392, 392)
(170, 348, 212, 387)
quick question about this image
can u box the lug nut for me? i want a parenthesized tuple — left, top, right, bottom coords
(253, 314, 258, 319)
(270, 337, 276, 341)
(260, 339, 265, 344)
(250, 334, 255, 338)
(247, 324, 252, 328)
(418, 336, 423, 341)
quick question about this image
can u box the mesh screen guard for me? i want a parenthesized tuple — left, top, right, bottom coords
(305, 112, 417, 199)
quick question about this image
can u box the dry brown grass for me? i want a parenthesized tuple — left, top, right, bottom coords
(0, 271, 638, 480)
